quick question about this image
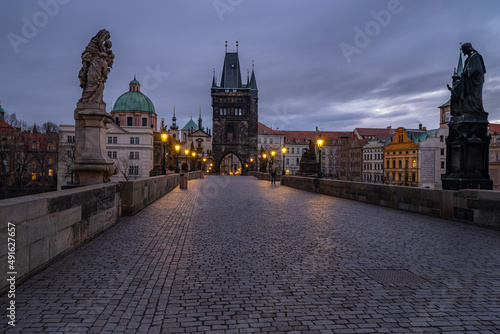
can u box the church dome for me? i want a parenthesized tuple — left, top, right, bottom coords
(112, 77, 155, 113)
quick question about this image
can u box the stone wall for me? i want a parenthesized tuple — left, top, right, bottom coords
(0, 171, 202, 293)
(121, 171, 201, 216)
(251, 173, 499, 229)
(0, 183, 121, 293)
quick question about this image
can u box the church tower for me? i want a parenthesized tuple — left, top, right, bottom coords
(211, 41, 258, 174)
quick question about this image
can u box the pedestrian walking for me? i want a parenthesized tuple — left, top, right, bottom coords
(270, 165, 277, 185)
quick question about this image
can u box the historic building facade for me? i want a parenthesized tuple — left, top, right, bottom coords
(211, 44, 258, 174)
(58, 78, 155, 187)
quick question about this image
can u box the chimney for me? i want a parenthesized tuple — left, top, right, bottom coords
(419, 123, 422, 130)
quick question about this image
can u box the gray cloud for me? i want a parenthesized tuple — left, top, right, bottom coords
(1, 0, 500, 132)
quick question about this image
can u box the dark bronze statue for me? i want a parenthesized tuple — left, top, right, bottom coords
(300, 140, 317, 162)
(447, 43, 488, 120)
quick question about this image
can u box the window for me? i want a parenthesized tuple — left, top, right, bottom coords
(48, 169, 53, 177)
(67, 135, 75, 143)
(264, 138, 267, 144)
(291, 148, 295, 154)
(108, 151, 117, 159)
(412, 159, 417, 168)
(32, 172, 37, 180)
(440, 136, 444, 142)
(440, 148, 445, 155)
(142, 118, 148, 126)
(269, 138, 273, 144)
(67, 150, 74, 158)
(441, 161, 445, 169)
(115, 117, 120, 125)
(108, 136, 117, 144)
(130, 152, 139, 160)
(286, 158, 289, 164)
(32, 161, 36, 169)
(48, 143, 56, 151)
(392, 160, 396, 168)
(226, 123, 234, 141)
(129, 166, 139, 175)
(130, 137, 140, 144)
(405, 160, 408, 168)
(48, 158, 53, 165)
(127, 117, 133, 126)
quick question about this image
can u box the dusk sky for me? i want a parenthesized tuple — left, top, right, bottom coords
(2, 0, 500, 132)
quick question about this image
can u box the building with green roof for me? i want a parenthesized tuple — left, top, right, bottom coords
(111, 76, 158, 130)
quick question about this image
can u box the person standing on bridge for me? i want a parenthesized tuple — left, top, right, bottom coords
(270, 164, 277, 185)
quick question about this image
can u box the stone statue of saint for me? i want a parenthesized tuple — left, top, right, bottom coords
(448, 43, 488, 120)
(300, 140, 317, 162)
(78, 29, 114, 104)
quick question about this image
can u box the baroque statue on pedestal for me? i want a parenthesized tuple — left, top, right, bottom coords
(78, 29, 114, 104)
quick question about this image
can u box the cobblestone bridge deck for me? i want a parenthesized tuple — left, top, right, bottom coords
(2, 176, 500, 333)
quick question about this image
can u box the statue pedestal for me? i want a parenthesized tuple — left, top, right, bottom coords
(71, 102, 116, 185)
(442, 120, 492, 190)
(297, 161, 317, 176)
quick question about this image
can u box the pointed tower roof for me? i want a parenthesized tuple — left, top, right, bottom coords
(182, 116, 199, 131)
(212, 68, 217, 88)
(198, 107, 204, 131)
(249, 62, 257, 89)
(170, 106, 178, 130)
(220, 43, 242, 88)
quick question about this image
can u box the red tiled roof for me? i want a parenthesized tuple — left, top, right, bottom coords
(354, 128, 396, 139)
(0, 120, 15, 134)
(258, 122, 285, 135)
(489, 123, 500, 134)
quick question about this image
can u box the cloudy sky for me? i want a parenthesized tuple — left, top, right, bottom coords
(1, 0, 500, 132)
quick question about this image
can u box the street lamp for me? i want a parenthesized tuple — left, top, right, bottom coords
(160, 128, 168, 175)
(317, 135, 324, 178)
(191, 151, 197, 171)
(262, 153, 267, 172)
(281, 144, 287, 176)
(174, 144, 180, 173)
(250, 157, 254, 171)
(184, 148, 189, 173)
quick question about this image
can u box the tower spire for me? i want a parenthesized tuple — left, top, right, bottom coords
(212, 68, 217, 87)
(198, 106, 204, 131)
(225, 40, 227, 53)
(236, 41, 238, 53)
(170, 105, 178, 131)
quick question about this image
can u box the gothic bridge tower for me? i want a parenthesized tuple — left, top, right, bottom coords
(211, 42, 258, 175)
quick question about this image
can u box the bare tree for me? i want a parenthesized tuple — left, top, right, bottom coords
(117, 156, 140, 181)
(42, 121, 60, 134)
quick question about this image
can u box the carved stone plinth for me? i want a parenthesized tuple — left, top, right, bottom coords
(71, 102, 115, 185)
(442, 120, 492, 190)
(297, 161, 317, 176)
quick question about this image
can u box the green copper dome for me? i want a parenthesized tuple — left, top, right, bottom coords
(112, 78, 155, 113)
(129, 78, 140, 85)
(112, 91, 155, 113)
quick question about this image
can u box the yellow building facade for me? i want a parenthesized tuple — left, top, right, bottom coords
(384, 127, 424, 186)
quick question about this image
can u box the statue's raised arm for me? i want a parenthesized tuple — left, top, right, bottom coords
(78, 29, 114, 105)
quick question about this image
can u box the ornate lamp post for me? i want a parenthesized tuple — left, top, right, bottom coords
(174, 144, 181, 173)
(317, 135, 324, 178)
(281, 144, 287, 176)
(184, 148, 189, 173)
(262, 153, 267, 172)
(191, 151, 197, 171)
(160, 127, 168, 175)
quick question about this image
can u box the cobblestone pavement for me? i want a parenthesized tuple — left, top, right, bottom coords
(2, 176, 500, 333)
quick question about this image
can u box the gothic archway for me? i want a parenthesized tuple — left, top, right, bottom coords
(219, 152, 243, 175)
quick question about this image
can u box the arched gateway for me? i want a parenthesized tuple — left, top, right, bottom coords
(211, 42, 258, 175)
(219, 152, 243, 175)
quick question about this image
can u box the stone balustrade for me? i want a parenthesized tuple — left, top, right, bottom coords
(250, 172, 499, 229)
